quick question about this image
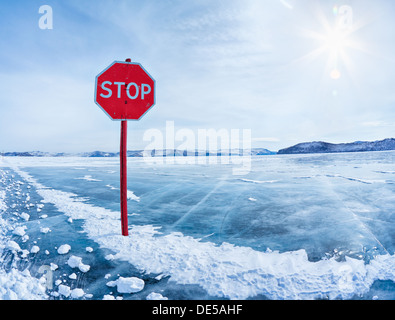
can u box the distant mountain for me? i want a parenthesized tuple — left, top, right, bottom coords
(1, 148, 275, 157)
(79, 151, 119, 157)
(277, 138, 395, 154)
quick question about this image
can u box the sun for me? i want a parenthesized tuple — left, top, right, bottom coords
(296, 5, 365, 81)
(323, 28, 351, 54)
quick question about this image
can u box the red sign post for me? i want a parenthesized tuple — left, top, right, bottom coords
(94, 59, 156, 236)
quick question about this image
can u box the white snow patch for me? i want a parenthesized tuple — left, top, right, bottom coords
(0, 172, 48, 300)
(0, 190, 7, 213)
(240, 178, 278, 184)
(0, 268, 47, 300)
(127, 190, 140, 202)
(75, 175, 101, 182)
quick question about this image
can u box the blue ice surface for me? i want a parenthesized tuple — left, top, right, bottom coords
(1, 151, 394, 300)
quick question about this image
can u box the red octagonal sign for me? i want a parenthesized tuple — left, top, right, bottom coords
(94, 61, 156, 120)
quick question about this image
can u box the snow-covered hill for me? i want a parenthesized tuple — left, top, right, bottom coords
(278, 138, 395, 154)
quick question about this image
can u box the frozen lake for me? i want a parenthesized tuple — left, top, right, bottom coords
(0, 151, 394, 300)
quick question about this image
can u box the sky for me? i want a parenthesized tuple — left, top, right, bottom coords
(0, 0, 395, 152)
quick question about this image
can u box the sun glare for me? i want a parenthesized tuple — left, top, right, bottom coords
(323, 28, 350, 53)
(321, 26, 353, 80)
(296, 4, 365, 82)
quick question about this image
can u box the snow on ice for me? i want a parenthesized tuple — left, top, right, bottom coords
(0, 154, 394, 300)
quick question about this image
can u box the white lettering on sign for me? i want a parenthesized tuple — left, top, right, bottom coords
(126, 83, 139, 99)
(99, 81, 151, 100)
(100, 81, 112, 98)
(141, 83, 151, 99)
(114, 82, 125, 98)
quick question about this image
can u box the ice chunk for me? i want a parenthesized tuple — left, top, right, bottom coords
(78, 263, 90, 273)
(20, 212, 30, 221)
(146, 292, 168, 300)
(30, 246, 40, 254)
(69, 273, 77, 280)
(71, 288, 85, 299)
(106, 280, 117, 287)
(67, 255, 82, 268)
(67, 256, 82, 268)
(115, 276, 145, 294)
(13, 226, 26, 236)
(57, 244, 71, 255)
(67, 255, 90, 273)
(58, 285, 71, 297)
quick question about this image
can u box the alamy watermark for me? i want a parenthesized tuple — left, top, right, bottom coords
(38, 5, 53, 30)
(38, 265, 53, 289)
(142, 121, 252, 175)
(333, 4, 353, 30)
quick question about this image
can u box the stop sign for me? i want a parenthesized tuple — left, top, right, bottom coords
(94, 61, 155, 120)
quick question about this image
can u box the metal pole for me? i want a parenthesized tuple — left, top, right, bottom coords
(120, 57, 132, 236)
(120, 120, 128, 236)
